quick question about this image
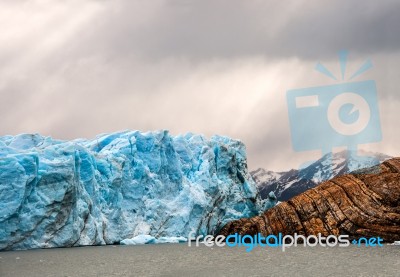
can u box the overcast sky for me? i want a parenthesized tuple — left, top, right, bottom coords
(1, 0, 399, 171)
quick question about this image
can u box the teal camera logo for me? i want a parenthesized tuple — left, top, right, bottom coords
(287, 51, 382, 178)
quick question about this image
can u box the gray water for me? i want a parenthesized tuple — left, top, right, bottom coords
(0, 244, 399, 277)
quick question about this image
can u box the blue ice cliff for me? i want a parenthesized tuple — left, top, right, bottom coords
(0, 130, 275, 250)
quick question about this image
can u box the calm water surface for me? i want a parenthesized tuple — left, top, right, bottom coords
(0, 244, 399, 276)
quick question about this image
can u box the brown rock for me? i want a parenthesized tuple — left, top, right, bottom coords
(218, 158, 400, 242)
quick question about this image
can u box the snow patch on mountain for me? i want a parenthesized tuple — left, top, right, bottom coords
(252, 150, 391, 201)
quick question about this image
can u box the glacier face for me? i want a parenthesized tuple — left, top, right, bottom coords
(0, 130, 265, 250)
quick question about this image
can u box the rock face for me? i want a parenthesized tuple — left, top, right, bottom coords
(0, 131, 266, 250)
(218, 158, 400, 242)
(252, 151, 390, 202)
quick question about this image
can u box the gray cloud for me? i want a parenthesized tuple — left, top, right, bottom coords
(0, 0, 399, 171)
(64, 0, 400, 61)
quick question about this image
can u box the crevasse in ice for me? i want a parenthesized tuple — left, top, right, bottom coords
(0, 130, 274, 250)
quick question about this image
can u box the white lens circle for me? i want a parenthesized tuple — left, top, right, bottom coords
(327, 92, 371, 136)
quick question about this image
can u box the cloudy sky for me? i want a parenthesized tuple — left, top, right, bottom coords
(1, 0, 399, 171)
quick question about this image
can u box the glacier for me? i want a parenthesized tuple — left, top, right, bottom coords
(120, 234, 187, 245)
(0, 130, 274, 250)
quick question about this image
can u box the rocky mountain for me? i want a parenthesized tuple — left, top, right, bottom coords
(218, 157, 400, 242)
(0, 130, 271, 250)
(251, 150, 391, 202)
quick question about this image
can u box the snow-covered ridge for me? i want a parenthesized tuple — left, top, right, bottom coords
(252, 150, 391, 202)
(0, 130, 267, 250)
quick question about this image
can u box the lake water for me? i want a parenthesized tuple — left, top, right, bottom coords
(0, 244, 399, 276)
